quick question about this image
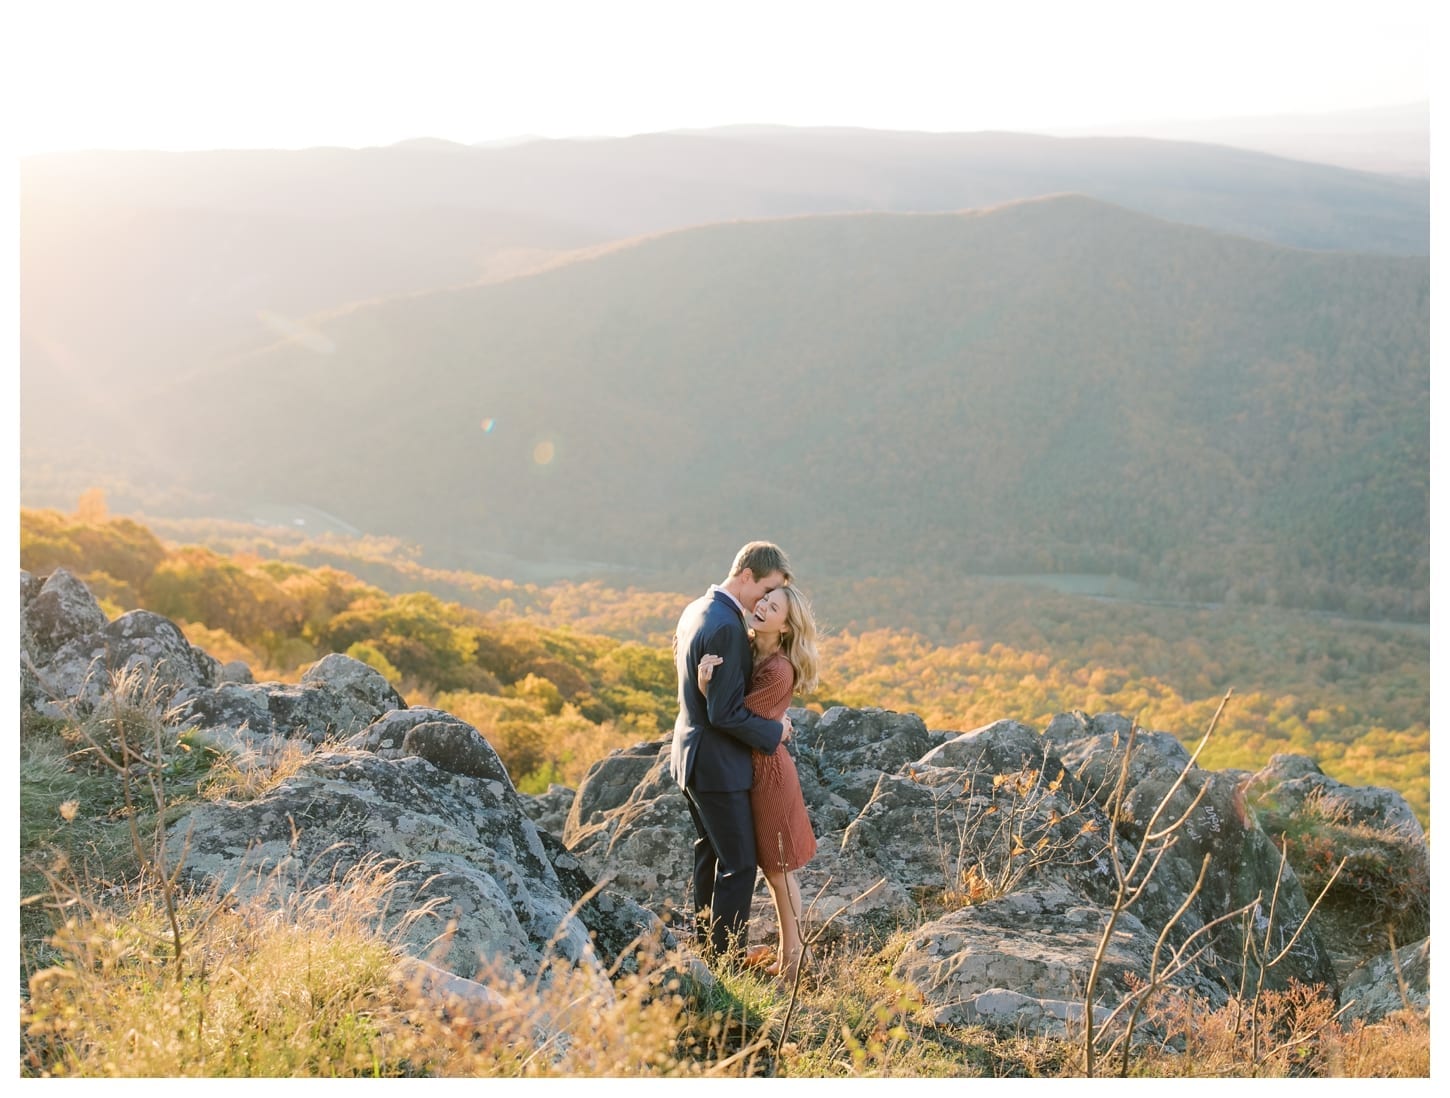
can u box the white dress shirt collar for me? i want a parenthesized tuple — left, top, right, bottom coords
(708, 583, 746, 618)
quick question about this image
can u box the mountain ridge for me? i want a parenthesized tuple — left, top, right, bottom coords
(21, 125, 1427, 473)
(106, 195, 1428, 619)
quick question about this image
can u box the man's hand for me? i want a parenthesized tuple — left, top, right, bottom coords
(697, 653, 723, 694)
(781, 713, 793, 743)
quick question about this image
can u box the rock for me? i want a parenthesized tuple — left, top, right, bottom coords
(1241, 752, 1429, 969)
(20, 567, 109, 663)
(918, 718, 1057, 776)
(1339, 937, 1430, 1023)
(1041, 710, 1093, 747)
(218, 660, 254, 685)
(520, 784, 577, 837)
(839, 749, 1122, 911)
(19, 569, 44, 607)
(943, 987, 1106, 1038)
(394, 956, 507, 1014)
(403, 720, 513, 785)
(802, 706, 955, 810)
(1055, 726, 1340, 999)
(564, 743, 696, 914)
(892, 883, 1230, 1037)
(165, 747, 612, 991)
(173, 656, 405, 757)
(565, 741, 668, 836)
(345, 707, 475, 759)
(1244, 753, 1423, 839)
(29, 607, 221, 719)
(533, 828, 676, 976)
(302, 653, 408, 719)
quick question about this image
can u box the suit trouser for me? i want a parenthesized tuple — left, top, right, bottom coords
(683, 785, 757, 957)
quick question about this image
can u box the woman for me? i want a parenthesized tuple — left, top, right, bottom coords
(697, 584, 820, 982)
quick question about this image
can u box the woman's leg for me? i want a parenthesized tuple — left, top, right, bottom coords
(763, 867, 804, 979)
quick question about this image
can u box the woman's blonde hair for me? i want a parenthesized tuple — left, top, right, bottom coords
(776, 585, 820, 695)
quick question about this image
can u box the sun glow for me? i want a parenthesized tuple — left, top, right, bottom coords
(8, 0, 1430, 155)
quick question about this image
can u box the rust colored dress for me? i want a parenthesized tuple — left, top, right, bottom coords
(747, 652, 817, 872)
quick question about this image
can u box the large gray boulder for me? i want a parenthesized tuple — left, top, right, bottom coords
(168, 745, 604, 984)
(25, 602, 221, 720)
(1244, 753, 1423, 839)
(21, 567, 109, 664)
(564, 742, 696, 912)
(1053, 724, 1340, 999)
(891, 883, 1228, 1034)
(166, 710, 667, 989)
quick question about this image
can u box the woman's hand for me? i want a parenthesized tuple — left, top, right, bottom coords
(697, 653, 723, 694)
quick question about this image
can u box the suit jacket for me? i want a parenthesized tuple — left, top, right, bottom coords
(669, 589, 783, 792)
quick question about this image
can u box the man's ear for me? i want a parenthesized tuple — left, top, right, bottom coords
(738, 567, 755, 585)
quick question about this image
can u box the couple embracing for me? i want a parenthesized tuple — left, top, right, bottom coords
(669, 540, 820, 983)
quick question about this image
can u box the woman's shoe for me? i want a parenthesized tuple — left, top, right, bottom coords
(743, 944, 776, 969)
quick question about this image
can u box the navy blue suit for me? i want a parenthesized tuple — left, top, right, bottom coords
(670, 588, 783, 956)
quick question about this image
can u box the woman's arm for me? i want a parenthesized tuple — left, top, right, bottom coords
(743, 657, 794, 721)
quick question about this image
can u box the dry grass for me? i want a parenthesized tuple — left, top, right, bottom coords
(21, 855, 736, 1078)
(17, 674, 1429, 1078)
(1122, 981, 1429, 1078)
(20, 857, 1430, 1079)
(199, 737, 315, 801)
(23, 859, 408, 1076)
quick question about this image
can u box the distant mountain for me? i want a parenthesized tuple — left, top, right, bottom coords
(87, 196, 1426, 618)
(19, 127, 1429, 477)
(471, 135, 549, 148)
(1050, 101, 1430, 177)
(388, 137, 476, 151)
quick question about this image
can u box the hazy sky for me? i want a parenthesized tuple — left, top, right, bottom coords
(7, 0, 1432, 154)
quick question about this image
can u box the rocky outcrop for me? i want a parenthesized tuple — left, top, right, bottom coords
(18, 569, 1429, 1038)
(1244, 752, 1424, 839)
(1047, 716, 1340, 996)
(892, 884, 1171, 1033)
(21, 568, 672, 1003)
(164, 738, 661, 989)
(566, 707, 1424, 1032)
(21, 567, 222, 717)
(169, 655, 407, 760)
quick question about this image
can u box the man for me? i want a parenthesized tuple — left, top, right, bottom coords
(670, 540, 793, 960)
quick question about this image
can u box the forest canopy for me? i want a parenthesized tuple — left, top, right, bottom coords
(19, 506, 1429, 825)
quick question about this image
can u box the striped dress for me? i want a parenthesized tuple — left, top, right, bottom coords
(747, 652, 817, 872)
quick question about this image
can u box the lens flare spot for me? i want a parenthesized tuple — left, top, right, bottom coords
(256, 310, 335, 354)
(533, 440, 555, 465)
(480, 418, 496, 433)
